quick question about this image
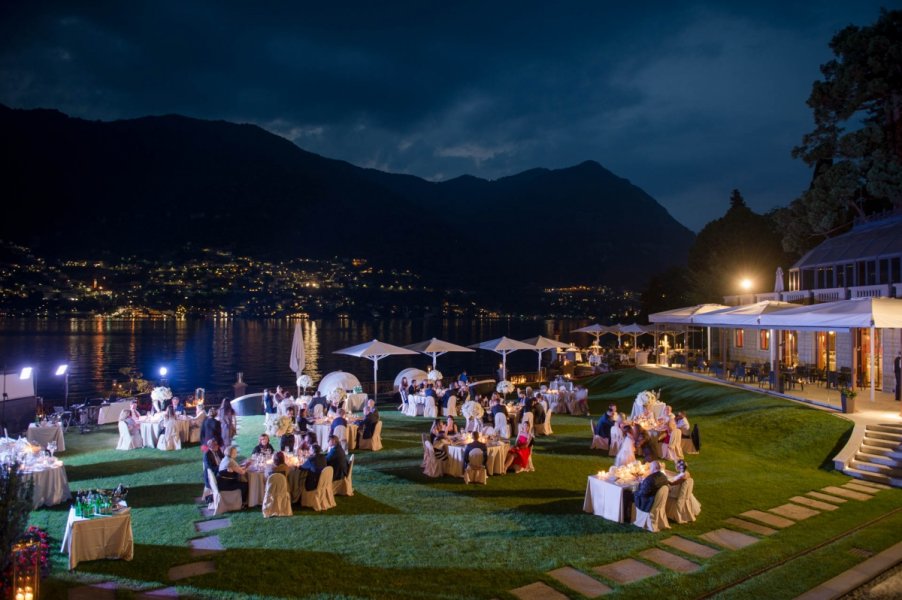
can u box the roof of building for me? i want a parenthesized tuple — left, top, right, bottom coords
(792, 213, 902, 270)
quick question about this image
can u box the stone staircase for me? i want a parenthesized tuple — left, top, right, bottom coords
(845, 424, 902, 488)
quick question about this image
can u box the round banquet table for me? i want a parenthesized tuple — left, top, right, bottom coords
(23, 459, 71, 508)
(445, 441, 509, 477)
(140, 417, 191, 447)
(312, 420, 358, 450)
(245, 465, 305, 507)
(27, 423, 66, 452)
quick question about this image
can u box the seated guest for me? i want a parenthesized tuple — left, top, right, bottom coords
(429, 419, 445, 442)
(307, 392, 328, 417)
(532, 398, 547, 425)
(424, 383, 436, 400)
(330, 408, 348, 437)
(675, 411, 691, 437)
(432, 430, 450, 462)
(295, 406, 311, 434)
(326, 435, 349, 480)
(300, 443, 328, 491)
(398, 376, 409, 411)
(634, 460, 673, 512)
(491, 395, 509, 419)
(519, 389, 533, 414)
(128, 398, 142, 420)
(355, 399, 379, 446)
(253, 433, 275, 456)
(274, 385, 286, 402)
(278, 393, 295, 416)
(202, 437, 225, 496)
(266, 450, 291, 478)
(280, 408, 299, 453)
(595, 404, 619, 442)
(504, 425, 532, 473)
(574, 385, 590, 414)
(160, 405, 178, 436)
(463, 431, 488, 470)
(218, 444, 249, 506)
(171, 396, 186, 416)
(119, 408, 140, 436)
(444, 415, 459, 437)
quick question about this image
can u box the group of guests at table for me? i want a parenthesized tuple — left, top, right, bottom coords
(426, 413, 534, 474)
(593, 402, 691, 467)
(397, 376, 471, 413)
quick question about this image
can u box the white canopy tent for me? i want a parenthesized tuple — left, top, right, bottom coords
(520, 335, 569, 371)
(649, 303, 730, 361)
(317, 371, 362, 396)
(334, 339, 418, 398)
(469, 336, 536, 380)
(393, 368, 429, 389)
(404, 337, 474, 369)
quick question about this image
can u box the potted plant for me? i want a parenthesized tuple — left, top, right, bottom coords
(839, 386, 857, 414)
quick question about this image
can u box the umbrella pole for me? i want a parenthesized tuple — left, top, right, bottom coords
(870, 326, 875, 402)
(502, 352, 507, 381)
(433, 354, 437, 369)
(373, 359, 379, 401)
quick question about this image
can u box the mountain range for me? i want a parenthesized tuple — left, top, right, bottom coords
(0, 104, 694, 290)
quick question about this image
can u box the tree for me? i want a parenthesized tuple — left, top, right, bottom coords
(776, 9, 902, 255)
(640, 266, 691, 317)
(0, 463, 33, 596)
(688, 190, 793, 303)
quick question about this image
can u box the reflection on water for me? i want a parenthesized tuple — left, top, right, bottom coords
(0, 318, 587, 400)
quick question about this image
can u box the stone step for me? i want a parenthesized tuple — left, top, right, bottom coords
(843, 482, 879, 495)
(863, 430, 902, 444)
(866, 423, 902, 434)
(847, 479, 892, 490)
(849, 460, 902, 478)
(724, 517, 777, 536)
(167, 561, 217, 581)
(194, 518, 231, 533)
(592, 558, 660, 585)
(638, 548, 700, 573)
(843, 466, 902, 488)
(768, 503, 820, 521)
(806, 491, 848, 504)
(509, 582, 570, 600)
(790, 496, 838, 511)
(854, 451, 902, 469)
(821, 486, 873, 501)
(739, 510, 795, 528)
(660, 536, 722, 558)
(700, 528, 760, 550)
(547, 567, 611, 597)
(861, 437, 902, 451)
(859, 444, 902, 460)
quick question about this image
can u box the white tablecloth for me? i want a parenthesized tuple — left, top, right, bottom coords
(27, 423, 66, 452)
(23, 460, 71, 508)
(347, 393, 368, 412)
(583, 475, 635, 522)
(312, 421, 358, 450)
(97, 401, 133, 425)
(139, 416, 191, 447)
(446, 442, 509, 477)
(61, 506, 134, 569)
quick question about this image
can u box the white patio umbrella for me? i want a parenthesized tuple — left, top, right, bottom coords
(334, 339, 418, 399)
(469, 336, 536, 380)
(404, 337, 474, 369)
(774, 267, 785, 294)
(571, 324, 610, 345)
(520, 335, 569, 371)
(289, 322, 306, 396)
(619, 323, 649, 349)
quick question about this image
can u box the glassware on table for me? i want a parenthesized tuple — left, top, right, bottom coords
(47, 441, 57, 458)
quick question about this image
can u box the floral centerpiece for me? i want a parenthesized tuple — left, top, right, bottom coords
(427, 369, 443, 382)
(296, 374, 312, 391)
(150, 387, 172, 412)
(328, 387, 347, 406)
(461, 400, 485, 421)
(634, 390, 658, 408)
(275, 415, 295, 437)
(496, 380, 515, 397)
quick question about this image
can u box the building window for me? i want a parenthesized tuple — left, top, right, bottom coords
(734, 329, 744, 348)
(759, 330, 769, 350)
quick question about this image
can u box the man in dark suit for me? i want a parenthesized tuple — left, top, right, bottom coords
(520, 390, 534, 414)
(326, 435, 349, 480)
(300, 443, 328, 491)
(440, 386, 453, 410)
(308, 392, 328, 416)
(532, 398, 547, 425)
(262, 389, 276, 416)
(594, 404, 618, 441)
(330, 408, 348, 437)
(408, 379, 418, 396)
(202, 438, 224, 495)
(634, 461, 671, 512)
(356, 399, 380, 445)
(490, 396, 508, 420)
(171, 396, 186, 416)
(463, 432, 488, 471)
(200, 407, 223, 448)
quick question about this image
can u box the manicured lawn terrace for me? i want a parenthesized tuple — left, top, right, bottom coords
(31, 370, 902, 599)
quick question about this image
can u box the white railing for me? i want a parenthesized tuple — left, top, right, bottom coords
(781, 290, 811, 303)
(755, 292, 780, 302)
(895, 283, 902, 298)
(813, 287, 848, 302)
(850, 284, 890, 298)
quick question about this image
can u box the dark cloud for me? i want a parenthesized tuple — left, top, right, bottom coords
(0, 1, 891, 230)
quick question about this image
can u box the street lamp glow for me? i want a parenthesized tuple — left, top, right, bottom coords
(159, 367, 168, 377)
(740, 278, 753, 291)
(19, 367, 33, 380)
(55, 364, 68, 376)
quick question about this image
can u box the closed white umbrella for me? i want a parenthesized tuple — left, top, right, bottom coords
(404, 337, 475, 369)
(334, 339, 418, 399)
(289, 322, 306, 396)
(521, 335, 569, 371)
(571, 324, 611, 345)
(774, 267, 785, 294)
(469, 336, 536, 380)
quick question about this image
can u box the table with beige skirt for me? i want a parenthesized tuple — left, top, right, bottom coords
(312, 420, 358, 450)
(26, 423, 66, 452)
(445, 441, 509, 477)
(61, 505, 134, 569)
(245, 466, 307, 507)
(21, 459, 71, 509)
(97, 401, 134, 425)
(139, 416, 192, 447)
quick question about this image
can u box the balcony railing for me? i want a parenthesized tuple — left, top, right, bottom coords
(812, 287, 849, 302)
(781, 290, 811, 303)
(755, 292, 780, 302)
(850, 284, 890, 298)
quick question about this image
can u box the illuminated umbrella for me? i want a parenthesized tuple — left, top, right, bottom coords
(571, 324, 611, 345)
(520, 335, 569, 371)
(404, 337, 474, 369)
(334, 339, 418, 398)
(469, 336, 535, 380)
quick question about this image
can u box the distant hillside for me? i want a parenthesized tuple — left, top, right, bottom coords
(0, 104, 694, 289)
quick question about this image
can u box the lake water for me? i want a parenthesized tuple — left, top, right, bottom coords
(0, 318, 589, 401)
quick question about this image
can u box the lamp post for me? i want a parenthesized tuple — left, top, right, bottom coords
(56, 364, 69, 409)
(159, 366, 168, 388)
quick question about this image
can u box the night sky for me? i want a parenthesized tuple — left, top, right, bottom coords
(0, 1, 893, 231)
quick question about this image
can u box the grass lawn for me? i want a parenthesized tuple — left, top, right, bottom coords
(29, 369, 902, 599)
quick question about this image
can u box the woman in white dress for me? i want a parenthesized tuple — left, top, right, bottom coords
(614, 423, 637, 466)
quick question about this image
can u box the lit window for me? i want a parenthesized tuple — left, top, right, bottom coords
(734, 329, 744, 348)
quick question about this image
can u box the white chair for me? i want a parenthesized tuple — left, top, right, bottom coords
(464, 417, 481, 433)
(422, 441, 445, 478)
(333, 424, 348, 452)
(301, 466, 336, 511)
(494, 412, 510, 439)
(521, 411, 534, 434)
(116, 421, 142, 450)
(207, 468, 242, 515)
(662, 429, 684, 461)
(404, 398, 418, 417)
(333, 455, 354, 496)
(312, 404, 324, 419)
(156, 419, 182, 451)
(535, 411, 553, 436)
(609, 424, 624, 457)
(189, 413, 206, 444)
(443, 395, 457, 418)
(590, 420, 609, 450)
(666, 477, 701, 524)
(358, 421, 383, 451)
(464, 448, 487, 485)
(423, 397, 438, 419)
(262, 472, 292, 518)
(634, 485, 671, 532)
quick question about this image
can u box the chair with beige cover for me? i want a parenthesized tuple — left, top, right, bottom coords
(262, 472, 292, 518)
(608, 424, 623, 457)
(662, 429, 684, 462)
(189, 411, 206, 443)
(534, 410, 553, 436)
(463, 448, 487, 485)
(358, 421, 383, 451)
(333, 424, 348, 452)
(443, 395, 457, 418)
(312, 404, 324, 419)
(301, 466, 336, 511)
(521, 411, 534, 434)
(405, 399, 420, 417)
(156, 419, 182, 451)
(666, 477, 701, 523)
(116, 419, 143, 450)
(682, 424, 699, 455)
(590, 420, 609, 450)
(422, 440, 445, 478)
(333, 454, 354, 496)
(494, 412, 510, 439)
(207, 468, 242, 515)
(423, 396, 438, 419)
(634, 485, 671, 532)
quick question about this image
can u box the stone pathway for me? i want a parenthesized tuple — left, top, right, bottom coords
(504, 477, 891, 599)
